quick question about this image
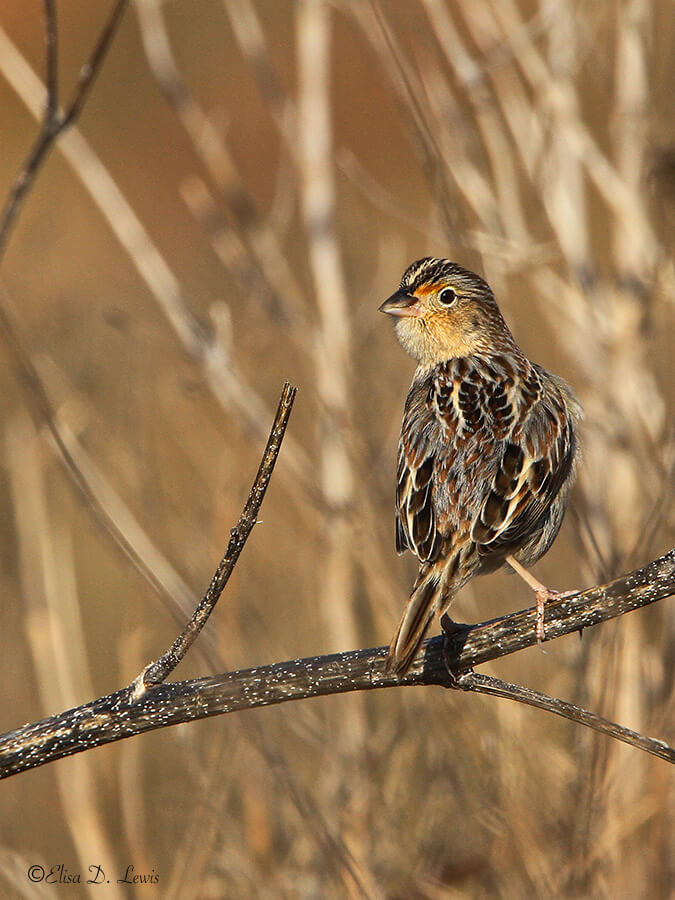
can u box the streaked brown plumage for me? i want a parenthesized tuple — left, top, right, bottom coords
(380, 258, 582, 676)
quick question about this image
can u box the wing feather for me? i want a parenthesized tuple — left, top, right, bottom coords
(395, 380, 443, 562)
(396, 358, 579, 568)
(471, 390, 576, 554)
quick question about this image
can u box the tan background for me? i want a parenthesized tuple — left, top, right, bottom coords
(0, 1, 673, 898)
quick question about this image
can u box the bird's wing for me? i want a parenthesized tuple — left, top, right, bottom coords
(395, 380, 442, 562)
(470, 374, 577, 554)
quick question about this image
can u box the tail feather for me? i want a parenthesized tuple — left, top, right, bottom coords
(386, 566, 446, 676)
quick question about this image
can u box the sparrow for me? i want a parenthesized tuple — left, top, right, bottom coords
(380, 258, 582, 676)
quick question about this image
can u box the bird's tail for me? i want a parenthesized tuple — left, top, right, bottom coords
(386, 564, 447, 676)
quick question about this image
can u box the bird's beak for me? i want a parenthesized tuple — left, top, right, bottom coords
(378, 290, 422, 318)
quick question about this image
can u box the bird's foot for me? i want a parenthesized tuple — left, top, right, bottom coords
(534, 587, 578, 641)
(440, 614, 473, 687)
(440, 613, 471, 637)
(505, 556, 580, 642)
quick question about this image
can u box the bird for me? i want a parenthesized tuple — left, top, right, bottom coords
(379, 258, 582, 676)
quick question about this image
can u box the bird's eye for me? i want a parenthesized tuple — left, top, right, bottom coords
(438, 287, 457, 306)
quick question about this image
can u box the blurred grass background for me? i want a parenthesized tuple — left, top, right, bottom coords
(0, 1, 673, 897)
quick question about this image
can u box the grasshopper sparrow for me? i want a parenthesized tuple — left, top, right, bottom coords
(380, 258, 582, 676)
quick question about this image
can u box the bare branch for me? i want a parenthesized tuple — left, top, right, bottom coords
(59, 0, 128, 129)
(0, 7, 314, 633)
(135, 382, 297, 691)
(43, 0, 58, 120)
(0, 0, 128, 261)
(450, 673, 674, 763)
(0, 7, 314, 494)
(1, 548, 672, 779)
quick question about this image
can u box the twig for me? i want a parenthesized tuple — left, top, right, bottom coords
(0, 8, 314, 491)
(1, 547, 672, 779)
(43, 0, 58, 120)
(134, 381, 297, 691)
(0, 5, 176, 627)
(0, 0, 129, 261)
(0, 8, 314, 614)
(450, 673, 673, 763)
(60, 0, 129, 129)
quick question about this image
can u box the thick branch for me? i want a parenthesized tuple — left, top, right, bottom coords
(1, 548, 672, 779)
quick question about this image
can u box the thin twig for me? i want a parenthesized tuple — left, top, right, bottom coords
(0, 1, 58, 260)
(452, 673, 674, 763)
(59, 0, 129, 128)
(0, 5, 158, 606)
(1, 548, 672, 779)
(43, 0, 58, 120)
(0, 12, 313, 489)
(0, 8, 314, 625)
(135, 381, 297, 691)
(0, 0, 129, 261)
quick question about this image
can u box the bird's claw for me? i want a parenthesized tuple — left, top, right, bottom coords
(534, 587, 579, 642)
(441, 614, 473, 688)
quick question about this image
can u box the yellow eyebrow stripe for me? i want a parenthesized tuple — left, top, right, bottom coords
(415, 282, 444, 297)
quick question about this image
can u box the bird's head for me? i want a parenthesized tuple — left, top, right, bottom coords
(379, 258, 515, 368)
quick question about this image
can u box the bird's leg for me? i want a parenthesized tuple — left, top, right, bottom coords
(506, 555, 577, 641)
